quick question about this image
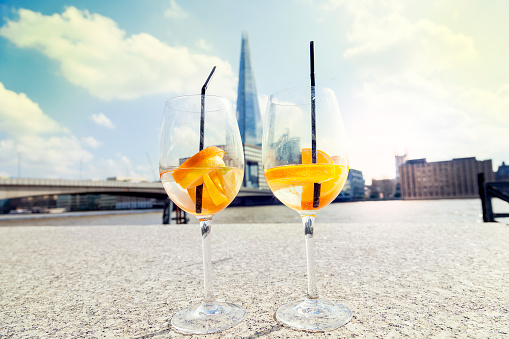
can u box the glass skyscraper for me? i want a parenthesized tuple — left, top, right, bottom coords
(236, 32, 263, 146)
(235, 33, 267, 189)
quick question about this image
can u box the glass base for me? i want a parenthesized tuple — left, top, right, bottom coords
(275, 298, 352, 332)
(171, 301, 246, 334)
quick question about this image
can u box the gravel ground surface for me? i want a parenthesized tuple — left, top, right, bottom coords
(1, 222, 508, 338)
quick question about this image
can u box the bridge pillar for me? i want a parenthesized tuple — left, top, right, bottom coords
(163, 199, 172, 224)
(162, 199, 188, 224)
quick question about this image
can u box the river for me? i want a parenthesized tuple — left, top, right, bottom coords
(1, 199, 508, 226)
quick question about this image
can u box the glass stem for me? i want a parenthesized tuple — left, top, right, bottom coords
(302, 215, 319, 300)
(200, 218, 215, 305)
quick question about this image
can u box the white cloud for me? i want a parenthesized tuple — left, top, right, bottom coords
(81, 136, 102, 149)
(319, 0, 508, 182)
(0, 82, 92, 178)
(0, 7, 237, 101)
(91, 112, 115, 129)
(120, 155, 131, 167)
(319, 0, 345, 12)
(164, 0, 189, 19)
(342, 4, 477, 77)
(0, 82, 67, 135)
(87, 154, 150, 181)
(196, 38, 212, 51)
(457, 85, 509, 125)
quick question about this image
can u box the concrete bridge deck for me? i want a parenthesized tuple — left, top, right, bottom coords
(0, 178, 272, 200)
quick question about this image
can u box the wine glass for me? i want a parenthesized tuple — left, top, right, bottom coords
(262, 86, 352, 331)
(159, 94, 245, 334)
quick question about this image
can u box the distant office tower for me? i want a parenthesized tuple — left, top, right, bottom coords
(337, 169, 365, 200)
(235, 33, 267, 189)
(395, 154, 407, 179)
(236, 32, 263, 146)
(399, 157, 494, 199)
(348, 169, 366, 200)
(496, 162, 509, 181)
(370, 178, 396, 199)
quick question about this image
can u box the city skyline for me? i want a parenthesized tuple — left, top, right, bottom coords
(1, 0, 508, 184)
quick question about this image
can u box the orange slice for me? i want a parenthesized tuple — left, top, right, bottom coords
(301, 148, 335, 165)
(264, 164, 337, 192)
(186, 169, 234, 212)
(217, 168, 239, 201)
(176, 158, 226, 189)
(263, 148, 347, 210)
(172, 146, 225, 183)
(203, 172, 227, 205)
(209, 171, 224, 192)
(187, 185, 215, 211)
(177, 168, 206, 189)
(301, 166, 347, 210)
(300, 148, 340, 209)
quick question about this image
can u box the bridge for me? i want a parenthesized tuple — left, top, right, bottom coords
(0, 178, 272, 201)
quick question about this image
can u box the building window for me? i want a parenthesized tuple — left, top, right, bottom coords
(246, 161, 259, 188)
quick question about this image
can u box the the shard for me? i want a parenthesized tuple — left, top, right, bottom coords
(236, 32, 262, 146)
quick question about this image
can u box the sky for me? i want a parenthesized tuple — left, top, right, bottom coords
(0, 0, 508, 184)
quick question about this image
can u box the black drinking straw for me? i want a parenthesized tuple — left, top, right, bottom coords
(196, 66, 217, 214)
(310, 41, 321, 208)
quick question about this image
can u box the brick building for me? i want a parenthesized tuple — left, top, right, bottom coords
(399, 157, 494, 199)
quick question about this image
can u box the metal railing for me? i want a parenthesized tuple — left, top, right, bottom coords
(477, 173, 509, 222)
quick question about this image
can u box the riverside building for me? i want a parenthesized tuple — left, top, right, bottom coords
(345, 169, 366, 200)
(399, 157, 494, 199)
(496, 162, 509, 181)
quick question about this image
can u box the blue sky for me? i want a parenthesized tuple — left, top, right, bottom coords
(1, 0, 508, 183)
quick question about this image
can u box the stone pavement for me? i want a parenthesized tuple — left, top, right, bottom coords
(1, 222, 508, 338)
